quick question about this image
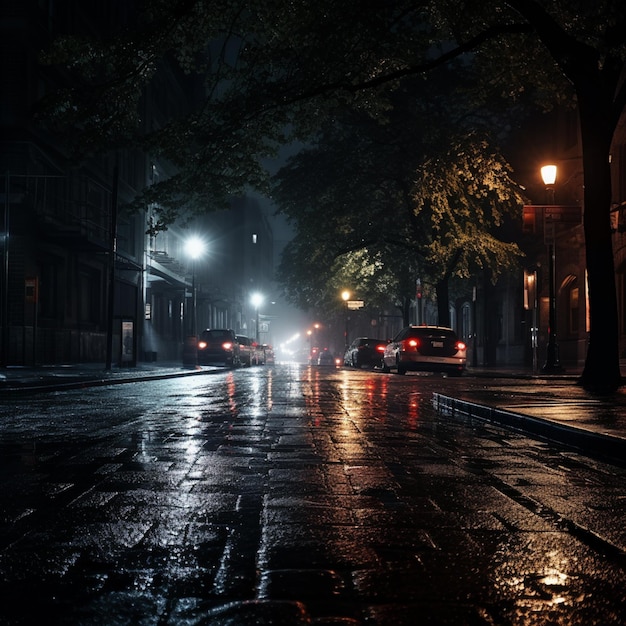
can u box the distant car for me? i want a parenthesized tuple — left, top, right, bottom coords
(264, 345, 275, 364)
(343, 337, 387, 368)
(309, 346, 321, 365)
(382, 326, 466, 376)
(254, 343, 275, 365)
(236, 335, 255, 366)
(197, 329, 240, 367)
(317, 348, 341, 367)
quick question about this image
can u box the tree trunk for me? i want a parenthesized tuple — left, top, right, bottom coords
(577, 92, 622, 392)
(436, 279, 450, 327)
(401, 295, 411, 326)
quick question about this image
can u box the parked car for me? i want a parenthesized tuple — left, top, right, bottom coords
(343, 337, 387, 368)
(197, 329, 240, 366)
(236, 335, 255, 366)
(317, 348, 341, 367)
(382, 326, 466, 376)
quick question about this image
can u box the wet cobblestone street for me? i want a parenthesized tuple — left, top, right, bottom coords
(1, 364, 626, 625)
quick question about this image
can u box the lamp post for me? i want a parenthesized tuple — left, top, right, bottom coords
(185, 236, 206, 338)
(540, 165, 563, 373)
(341, 290, 350, 350)
(182, 236, 206, 368)
(251, 292, 263, 342)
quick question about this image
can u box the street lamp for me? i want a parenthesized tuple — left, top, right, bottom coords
(541, 165, 557, 189)
(341, 290, 351, 350)
(540, 164, 563, 373)
(251, 292, 263, 342)
(185, 236, 206, 338)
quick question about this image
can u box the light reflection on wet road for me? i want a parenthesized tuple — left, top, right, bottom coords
(1, 364, 626, 624)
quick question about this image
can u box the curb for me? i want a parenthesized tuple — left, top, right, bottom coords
(0, 366, 220, 394)
(433, 393, 626, 467)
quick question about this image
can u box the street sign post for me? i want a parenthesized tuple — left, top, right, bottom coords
(522, 205, 582, 233)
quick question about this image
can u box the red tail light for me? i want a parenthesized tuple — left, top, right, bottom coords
(222, 342, 233, 350)
(376, 345, 385, 353)
(407, 338, 420, 349)
(198, 341, 207, 349)
(456, 341, 466, 351)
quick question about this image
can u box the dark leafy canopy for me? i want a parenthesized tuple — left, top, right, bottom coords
(274, 69, 526, 321)
(39, 0, 549, 231)
(40, 0, 444, 230)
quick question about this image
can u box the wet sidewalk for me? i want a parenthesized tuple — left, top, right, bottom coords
(434, 374, 626, 466)
(0, 361, 217, 392)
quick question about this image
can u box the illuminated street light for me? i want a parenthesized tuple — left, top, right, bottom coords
(185, 236, 206, 338)
(540, 164, 557, 187)
(540, 165, 563, 373)
(341, 290, 351, 350)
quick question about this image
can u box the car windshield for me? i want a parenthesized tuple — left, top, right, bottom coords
(397, 328, 455, 340)
(200, 330, 231, 341)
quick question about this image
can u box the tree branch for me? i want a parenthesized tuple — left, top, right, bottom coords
(274, 21, 533, 107)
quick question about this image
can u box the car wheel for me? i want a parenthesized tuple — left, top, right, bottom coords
(352, 356, 358, 368)
(381, 359, 391, 373)
(396, 356, 406, 375)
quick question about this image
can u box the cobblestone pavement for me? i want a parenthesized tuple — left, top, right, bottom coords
(1, 365, 626, 625)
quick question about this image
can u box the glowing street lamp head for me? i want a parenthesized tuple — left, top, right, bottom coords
(341, 290, 350, 302)
(251, 292, 263, 308)
(185, 236, 206, 259)
(540, 164, 557, 187)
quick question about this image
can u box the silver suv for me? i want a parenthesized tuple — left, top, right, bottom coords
(382, 326, 466, 376)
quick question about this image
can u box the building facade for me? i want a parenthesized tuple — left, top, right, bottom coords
(1, 1, 275, 367)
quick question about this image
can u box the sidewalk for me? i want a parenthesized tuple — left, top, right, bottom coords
(434, 374, 626, 466)
(3, 360, 626, 465)
(0, 360, 217, 392)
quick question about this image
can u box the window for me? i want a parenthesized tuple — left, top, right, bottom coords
(563, 275, 580, 335)
(449, 305, 456, 332)
(461, 302, 471, 342)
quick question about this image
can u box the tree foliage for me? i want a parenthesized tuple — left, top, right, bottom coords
(273, 80, 526, 324)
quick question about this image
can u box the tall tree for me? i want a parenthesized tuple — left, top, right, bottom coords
(502, 0, 626, 390)
(273, 76, 525, 325)
(426, 0, 626, 390)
